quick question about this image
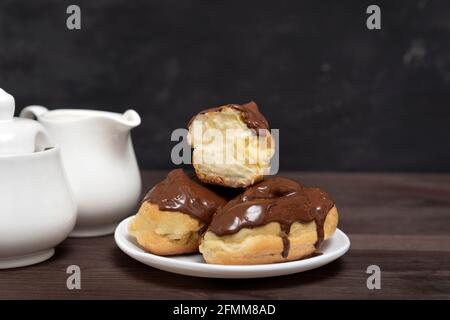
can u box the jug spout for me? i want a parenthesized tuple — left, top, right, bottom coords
(116, 109, 141, 130)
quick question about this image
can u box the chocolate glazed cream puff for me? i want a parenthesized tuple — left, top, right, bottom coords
(199, 177, 338, 265)
(129, 169, 227, 255)
(188, 101, 275, 188)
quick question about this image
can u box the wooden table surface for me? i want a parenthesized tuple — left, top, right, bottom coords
(1, 171, 449, 299)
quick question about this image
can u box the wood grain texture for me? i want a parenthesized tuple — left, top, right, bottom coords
(0, 171, 449, 299)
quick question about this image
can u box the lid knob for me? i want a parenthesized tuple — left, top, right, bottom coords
(0, 88, 53, 155)
(0, 88, 15, 122)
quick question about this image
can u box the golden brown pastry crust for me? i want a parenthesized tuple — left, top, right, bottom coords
(129, 202, 204, 255)
(193, 168, 264, 188)
(199, 206, 338, 265)
(188, 105, 274, 188)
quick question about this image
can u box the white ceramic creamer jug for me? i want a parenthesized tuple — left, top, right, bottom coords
(0, 89, 77, 268)
(20, 106, 142, 237)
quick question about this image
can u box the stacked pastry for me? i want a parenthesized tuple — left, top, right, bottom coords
(129, 169, 227, 255)
(129, 101, 339, 265)
(187, 101, 274, 188)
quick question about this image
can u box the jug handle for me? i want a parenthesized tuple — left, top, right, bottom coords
(34, 127, 54, 152)
(20, 105, 49, 120)
(20, 106, 53, 151)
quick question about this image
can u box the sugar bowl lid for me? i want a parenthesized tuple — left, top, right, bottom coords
(0, 88, 52, 155)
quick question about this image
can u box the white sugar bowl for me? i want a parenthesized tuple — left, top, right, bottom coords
(0, 88, 77, 269)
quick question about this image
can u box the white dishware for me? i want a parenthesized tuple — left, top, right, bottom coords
(20, 106, 142, 237)
(115, 216, 351, 279)
(0, 90, 49, 155)
(0, 89, 77, 269)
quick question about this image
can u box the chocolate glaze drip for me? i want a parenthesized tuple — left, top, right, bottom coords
(281, 234, 290, 258)
(188, 101, 270, 133)
(144, 169, 227, 224)
(207, 177, 335, 258)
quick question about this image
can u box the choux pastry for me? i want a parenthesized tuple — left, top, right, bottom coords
(199, 177, 338, 265)
(188, 101, 275, 188)
(129, 169, 227, 255)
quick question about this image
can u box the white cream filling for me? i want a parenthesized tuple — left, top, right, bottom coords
(188, 107, 274, 186)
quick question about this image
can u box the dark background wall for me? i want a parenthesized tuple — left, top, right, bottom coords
(0, 0, 449, 171)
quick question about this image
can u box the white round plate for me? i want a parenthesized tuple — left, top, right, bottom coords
(115, 216, 350, 279)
